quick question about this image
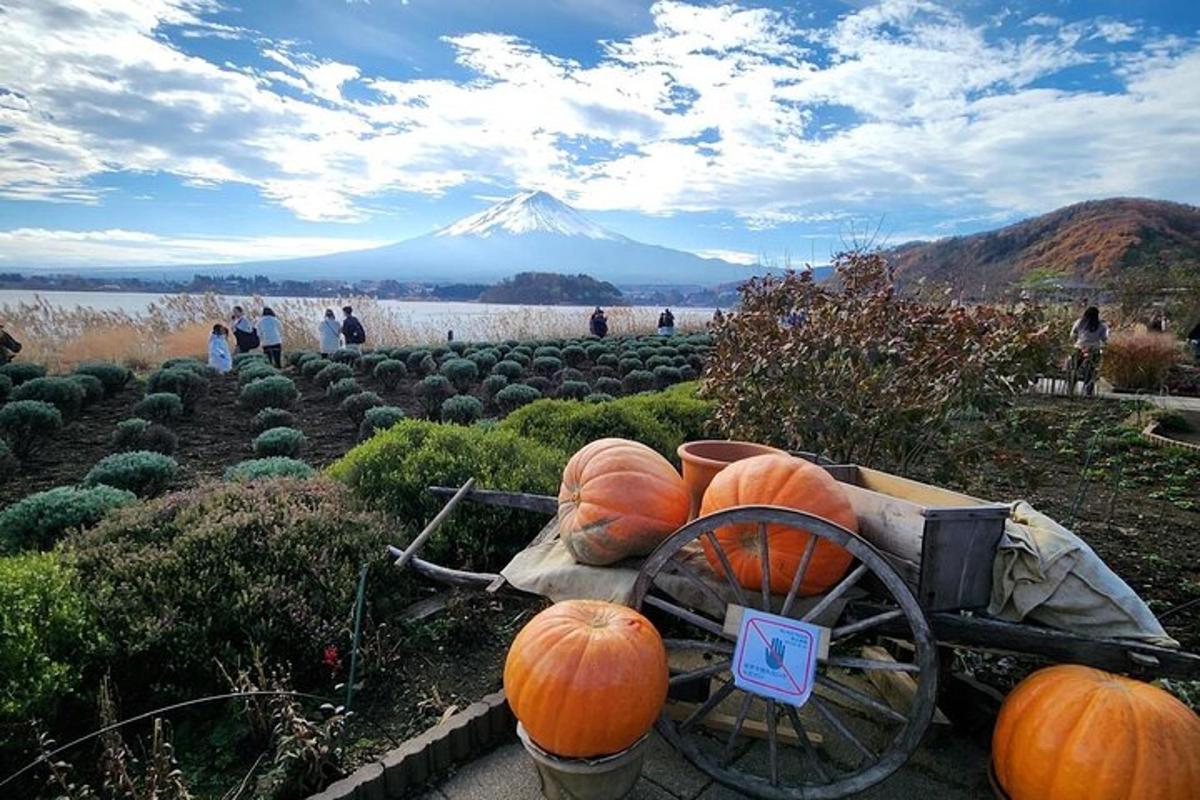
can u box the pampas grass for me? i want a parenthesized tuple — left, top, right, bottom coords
(1102, 331, 1183, 391)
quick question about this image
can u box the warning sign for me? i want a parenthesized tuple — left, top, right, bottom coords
(732, 608, 821, 707)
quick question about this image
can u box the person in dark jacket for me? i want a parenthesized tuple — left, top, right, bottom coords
(230, 305, 259, 355)
(657, 308, 675, 336)
(341, 305, 366, 352)
(0, 322, 21, 363)
(589, 307, 608, 338)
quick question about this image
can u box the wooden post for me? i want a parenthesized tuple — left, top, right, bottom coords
(392, 478, 475, 571)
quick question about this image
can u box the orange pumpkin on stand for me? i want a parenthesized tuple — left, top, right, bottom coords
(503, 599, 669, 758)
(699, 453, 857, 596)
(993, 664, 1200, 800)
(558, 438, 690, 565)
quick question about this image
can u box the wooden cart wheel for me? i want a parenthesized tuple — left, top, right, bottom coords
(632, 505, 937, 800)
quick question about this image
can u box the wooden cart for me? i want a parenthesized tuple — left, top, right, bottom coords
(389, 464, 1200, 800)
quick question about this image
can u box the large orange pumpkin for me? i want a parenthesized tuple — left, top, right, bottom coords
(558, 438, 690, 565)
(993, 665, 1200, 800)
(699, 454, 857, 596)
(503, 599, 669, 758)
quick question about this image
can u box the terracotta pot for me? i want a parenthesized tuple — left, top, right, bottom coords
(676, 440, 786, 519)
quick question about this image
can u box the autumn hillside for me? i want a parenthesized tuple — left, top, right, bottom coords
(887, 198, 1200, 294)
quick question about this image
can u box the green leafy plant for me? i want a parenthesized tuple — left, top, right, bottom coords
(622, 369, 655, 394)
(557, 380, 590, 400)
(494, 383, 542, 413)
(313, 362, 354, 389)
(415, 374, 455, 418)
(533, 345, 562, 360)
(225, 457, 316, 481)
(69, 372, 105, 406)
(12, 376, 85, 420)
(499, 396, 679, 458)
(373, 358, 408, 391)
(652, 365, 683, 388)
(134, 392, 184, 422)
(328, 421, 564, 568)
(74, 362, 132, 395)
(440, 357, 479, 391)
(405, 349, 431, 374)
(300, 358, 328, 379)
(585, 393, 614, 403)
(254, 427, 307, 458)
(0, 373, 10, 402)
(163, 356, 211, 375)
(233, 353, 269, 371)
(467, 349, 499, 372)
(594, 376, 623, 396)
(340, 390, 383, 424)
(492, 360, 524, 381)
(358, 405, 405, 441)
(147, 367, 210, 412)
(482, 373, 509, 402)
(532, 356, 561, 376)
(237, 362, 280, 386)
(253, 407, 299, 432)
(0, 361, 47, 386)
(331, 348, 361, 366)
(0, 439, 14, 478)
(83, 451, 180, 496)
(441, 394, 483, 424)
(619, 357, 644, 375)
(240, 375, 299, 412)
(359, 352, 388, 374)
(111, 417, 178, 455)
(325, 376, 361, 402)
(0, 399, 63, 458)
(0, 485, 137, 552)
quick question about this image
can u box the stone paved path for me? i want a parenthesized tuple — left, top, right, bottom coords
(420, 727, 995, 800)
(1033, 378, 1200, 411)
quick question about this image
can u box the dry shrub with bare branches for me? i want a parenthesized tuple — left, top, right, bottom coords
(0, 294, 705, 372)
(1102, 331, 1183, 391)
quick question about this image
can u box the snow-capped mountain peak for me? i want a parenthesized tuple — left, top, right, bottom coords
(435, 191, 623, 241)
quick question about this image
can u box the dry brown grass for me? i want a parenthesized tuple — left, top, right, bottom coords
(0, 293, 707, 371)
(1102, 330, 1183, 391)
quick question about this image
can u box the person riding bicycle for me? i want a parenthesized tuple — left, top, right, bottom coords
(1069, 306, 1108, 396)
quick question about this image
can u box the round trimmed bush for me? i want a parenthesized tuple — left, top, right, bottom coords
(0, 362, 46, 386)
(69, 373, 105, 405)
(111, 417, 177, 455)
(233, 353, 268, 371)
(235, 362, 279, 387)
(506, 351, 531, 368)
(468, 349, 499, 372)
(482, 373, 509, 401)
(534, 346, 562, 360)
(161, 357, 209, 375)
(374, 359, 408, 391)
(12, 377, 84, 420)
(326, 376, 361, 401)
(596, 353, 619, 368)
(359, 352, 388, 373)
(0, 400, 62, 459)
(238, 375, 298, 412)
(533, 356, 562, 377)
(0, 373, 10, 402)
(133, 392, 184, 423)
(441, 395, 483, 425)
(492, 360, 524, 381)
(585, 393, 615, 403)
(594, 376, 623, 396)
(622, 370, 656, 394)
(619, 357, 644, 375)
(253, 426, 307, 458)
(0, 485, 137, 552)
(585, 344, 607, 362)
(314, 362, 354, 389)
(524, 376, 553, 394)
(358, 405, 406, 441)
(148, 367, 210, 411)
(557, 380, 590, 400)
(561, 345, 587, 367)
(646, 355, 673, 370)
(495, 383, 542, 413)
(341, 391, 384, 425)
(418, 354, 437, 376)
(440, 358, 480, 392)
(301, 358, 328, 379)
(252, 407, 298, 433)
(679, 365, 698, 381)
(448, 341, 468, 354)
(555, 367, 585, 384)
(287, 350, 318, 368)
(653, 365, 683, 388)
(416, 375, 455, 418)
(74, 362, 132, 395)
(84, 450, 179, 497)
(224, 457, 315, 482)
(406, 349, 432, 374)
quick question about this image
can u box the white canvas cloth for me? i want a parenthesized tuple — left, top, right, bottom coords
(989, 501, 1178, 648)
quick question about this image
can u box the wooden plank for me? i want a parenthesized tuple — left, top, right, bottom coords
(859, 646, 949, 725)
(838, 482, 924, 580)
(665, 701, 821, 745)
(918, 517, 1003, 611)
(394, 479, 475, 570)
(856, 467, 991, 508)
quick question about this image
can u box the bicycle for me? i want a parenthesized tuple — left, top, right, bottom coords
(1068, 346, 1102, 397)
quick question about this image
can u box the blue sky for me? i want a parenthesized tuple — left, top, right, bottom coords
(0, 0, 1198, 270)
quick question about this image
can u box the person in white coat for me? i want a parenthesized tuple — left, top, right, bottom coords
(258, 307, 284, 367)
(319, 309, 342, 357)
(208, 324, 232, 374)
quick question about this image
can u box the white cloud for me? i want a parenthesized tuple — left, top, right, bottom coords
(0, 0, 1196, 231)
(689, 248, 759, 265)
(0, 227, 388, 266)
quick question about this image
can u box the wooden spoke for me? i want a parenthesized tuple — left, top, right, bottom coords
(766, 699, 780, 786)
(680, 680, 736, 732)
(703, 531, 750, 608)
(664, 554, 728, 612)
(662, 638, 734, 655)
(722, 693, 754, 764)
(801, 563, 869, 624)
(784, 702, 832, 783)
(669, 660, 732, 687)
(779, 534, 818, 618)
(643, 595, 729, 640)
(824, 656, 920, 673)
(758, 522, 771, 611)
(812, 696, 876, 763)
(817, 676, 909, 724)
(832, 609, 905, 641)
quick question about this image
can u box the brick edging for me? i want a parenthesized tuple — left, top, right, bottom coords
(307, 690, 515, 800)
(1141, 421, 1200, 453)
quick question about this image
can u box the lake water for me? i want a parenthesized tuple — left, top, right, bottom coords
(0, 289, 714, 342)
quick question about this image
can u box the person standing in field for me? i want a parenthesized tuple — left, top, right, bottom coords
(657, 308, 675, 336)
(0, 322, 22, 364)
(319, 309, 342, 357)
(258, 307, 284, 368)
(341, 305, 366, 353)
(711, 308, 724, 327)
(589, 307, 608, 338)
(230, 305, 259, 355)
(208, 324, 232, 374)
(1070, 306, 1109, 396)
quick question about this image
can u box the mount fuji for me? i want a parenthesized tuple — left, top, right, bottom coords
(181, 191, 760, 287)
